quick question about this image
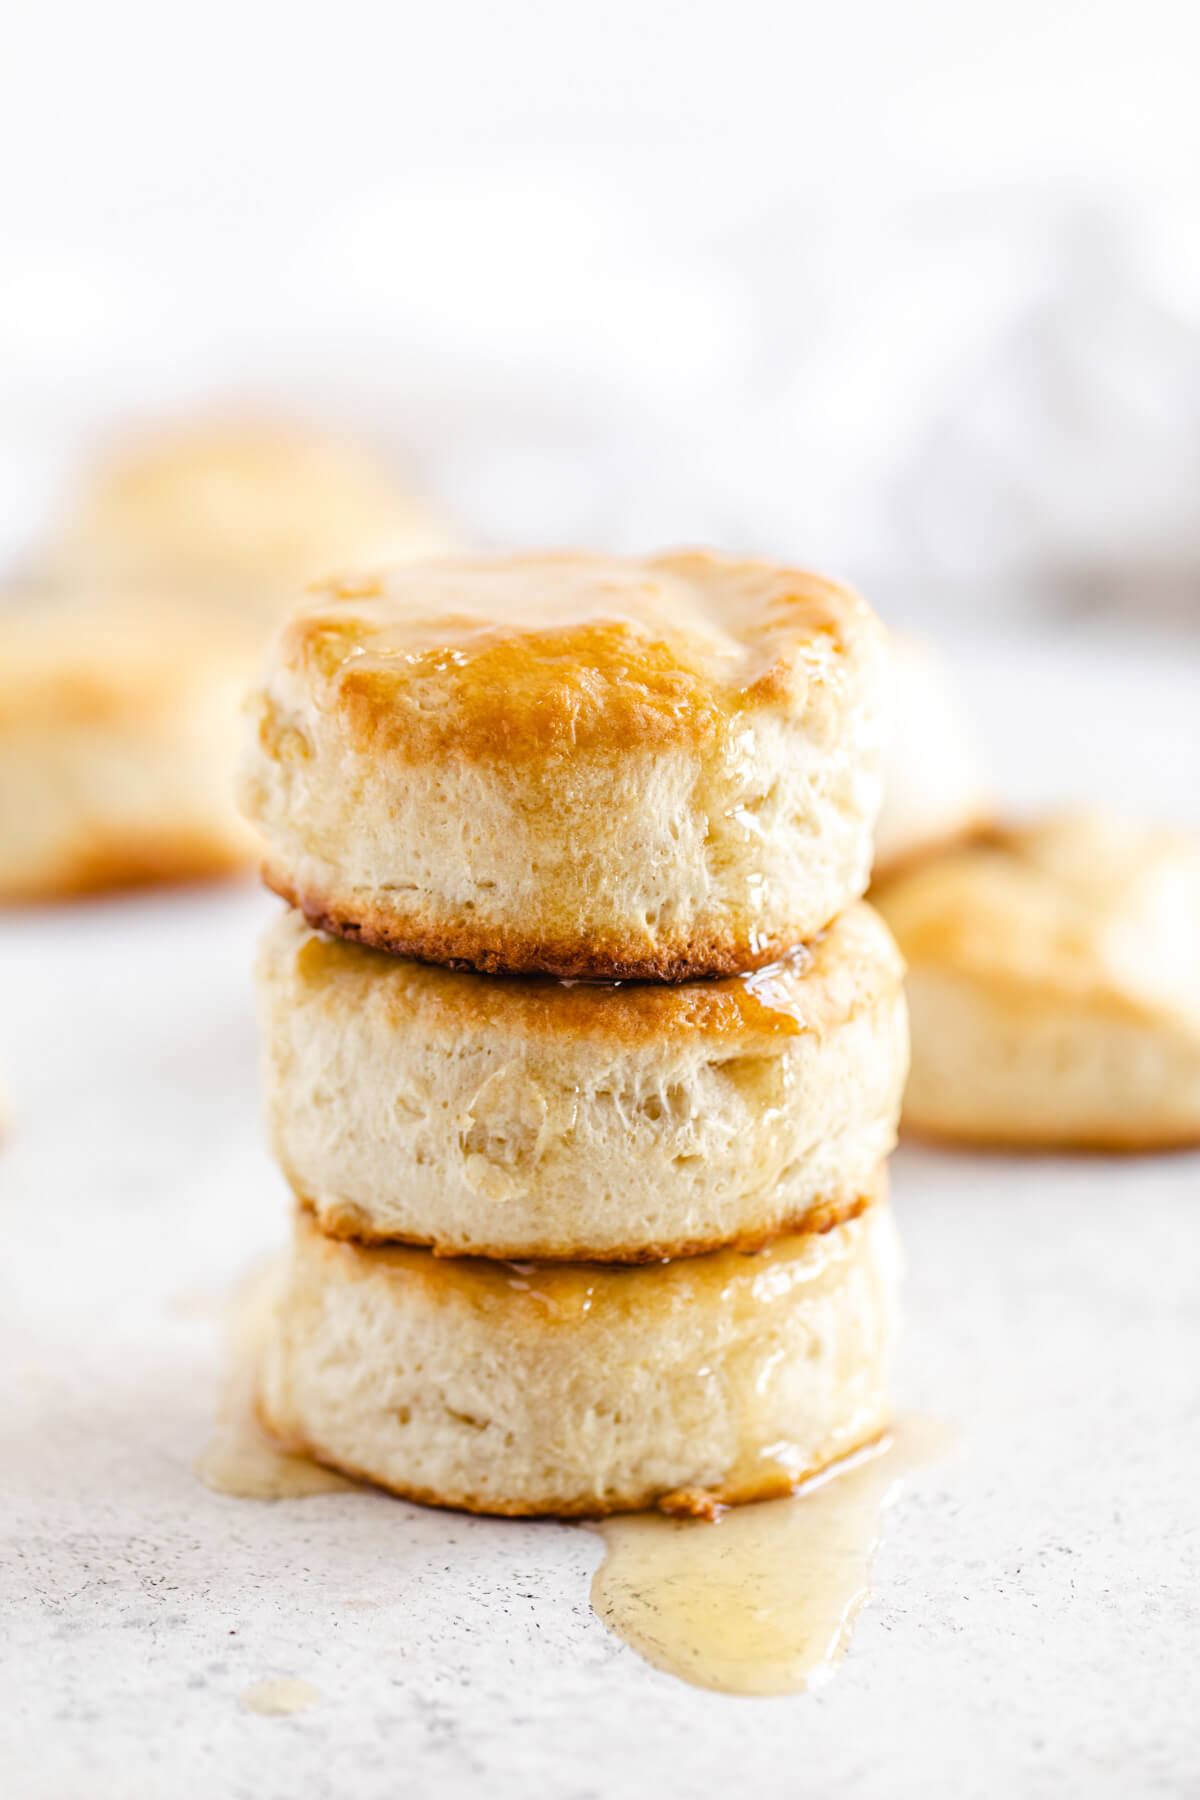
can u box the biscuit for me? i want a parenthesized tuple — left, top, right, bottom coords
(0, 595, 260, 900)
(240, 551, 888, 978)
(45, 421, 449, 612)
(873, 632, 987, 879)
(257, 901, 907, 1260)
(257, 1178, 900, 1517)
(873, 814, 1200, 1148)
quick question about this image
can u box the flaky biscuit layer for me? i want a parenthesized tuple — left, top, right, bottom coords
(258, 901, 907, 1259)
(258, 1180, 900, 1517)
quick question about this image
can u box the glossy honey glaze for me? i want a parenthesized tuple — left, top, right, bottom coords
(589, 1416, 952, 1696)
(200, 1262, 940, 1700)
(285, 898, 900, 1053)
(240, 1678, 324, 1716)
(292, 1182, 881, 1333)
(280, 551, 871, 759)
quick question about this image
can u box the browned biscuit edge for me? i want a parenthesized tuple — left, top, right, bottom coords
(293, 1185, 872, 1264)
(899, 1117, 1200, 1155)
(251, 1386, 888, 1520)
(264, 865, 832, 982)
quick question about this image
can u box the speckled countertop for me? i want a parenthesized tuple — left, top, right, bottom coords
(3, 628, 1199, 1799)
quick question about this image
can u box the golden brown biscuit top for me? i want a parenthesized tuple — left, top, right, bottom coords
(294, 1172, 885, 1327)
(275, 899, 903, 1051)
(271, 551, 880, 759)
(874, 813, 1200, 1020)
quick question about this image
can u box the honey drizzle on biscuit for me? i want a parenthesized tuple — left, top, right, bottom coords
(198, 1264, 944, 1701)
(292, 553, 864, 760)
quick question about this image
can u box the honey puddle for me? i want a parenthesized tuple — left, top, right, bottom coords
(197, 1270, 946, 1698)
(589, 1417, 952, 1696)
(195, 1264, 357, 1500)
(240, 1677, 323, 1715)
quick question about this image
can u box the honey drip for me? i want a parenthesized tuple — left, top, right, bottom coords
(195, 1265, 358, 1501)
(199, 1269, 945, 1700)
(589, 1416, 951, 1696)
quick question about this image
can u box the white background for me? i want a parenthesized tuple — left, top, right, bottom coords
(5, 0, 1200, 604)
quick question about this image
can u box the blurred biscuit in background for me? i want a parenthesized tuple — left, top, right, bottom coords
(873, 632, 988, 880)
(0, 595, 261, 901)
(1, 418, 452, 901)
(873, 813, 1200, 1149)
(41, 419, 452, 616)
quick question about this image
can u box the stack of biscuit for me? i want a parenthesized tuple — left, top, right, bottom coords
(240, 551, 910, 1517)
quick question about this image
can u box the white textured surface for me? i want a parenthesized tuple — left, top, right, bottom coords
(2, 628, 1199, 1799)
